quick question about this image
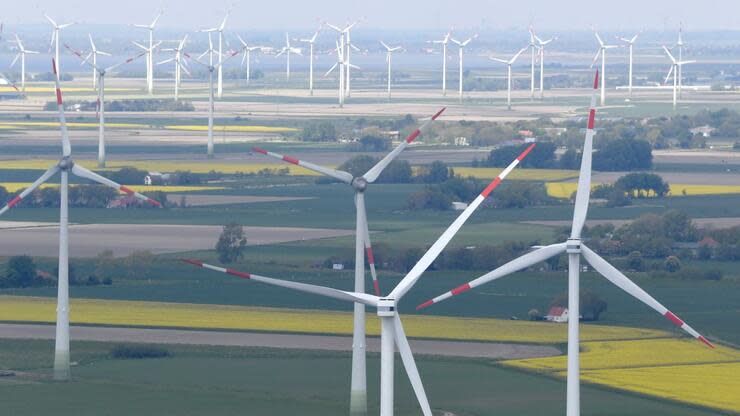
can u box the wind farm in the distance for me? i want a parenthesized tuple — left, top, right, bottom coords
(0, 3, 740, 416)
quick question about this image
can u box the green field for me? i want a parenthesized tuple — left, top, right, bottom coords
(0, 339, 722, 416)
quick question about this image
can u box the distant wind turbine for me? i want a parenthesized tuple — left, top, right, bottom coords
(10, 34, 39, 91)
(276, 32, 302, 81)
(616, 32, 641, 100)
(298, 27, 321, 95)
(451, 34, 477, 102)
(591, 29, 619, 106)
(429, 28, 454, 96)
(490, 46, 528, 110)
(45, 14, 75, 80)
(662, 45, 695, 109)
(201, 12, 230, 98)
(85, 34, 111, 89)
(380, 41, 402, 100)
(133, 11, 162, 95)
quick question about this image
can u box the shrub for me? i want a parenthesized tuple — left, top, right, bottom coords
(111, 344, 171, 359)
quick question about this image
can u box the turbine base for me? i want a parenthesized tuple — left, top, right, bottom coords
(53, 350, 71, 381)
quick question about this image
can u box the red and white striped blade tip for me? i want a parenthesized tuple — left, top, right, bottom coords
(593, 70, 599, 89)
(431, 107, 446, 120)
(416, 282, 471, 310)
(664, 310, 715, 348)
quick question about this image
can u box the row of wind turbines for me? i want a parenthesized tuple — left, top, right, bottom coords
(0, 58, 715, 415)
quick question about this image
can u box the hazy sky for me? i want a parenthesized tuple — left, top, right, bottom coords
(5, 0, 739, 31)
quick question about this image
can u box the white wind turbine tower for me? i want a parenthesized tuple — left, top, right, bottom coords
(66, 43, 151, 167)
(325, 40, 358, 107)
(133, 11, 162, 95)
(85, 34, 111, 89)
(250, 108, 445, 416)
(201, 12, 229, 98)
(616, 32, 640, 100)
(380, 41, 402, 100)
(298, 27, 321, 95)
(187, 137, 535, 416)
(0, 59, 162, 381)
(45, 14, 75, 80)
(157, 35, 190, 101)
(183, 45, 245, 158)
(528, 26, 538, 99)
(418, 71, 715, 416)
(10, 34, 39, 91)
(676, 23, 686, 98)
(662, 45, 695, 110)
(325, 20, 360, 98)
(533, 32, 557, 99)
(276, 33, 302, 81)
(429, 28, 453, 96)
(236, 35, 263, 86)
(591, 30, 619, 106)
(490, 46, 527, 110)
(450, 34, 477, 102)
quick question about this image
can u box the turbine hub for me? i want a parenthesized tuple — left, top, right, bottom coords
(566, 238, 581, 254)
(351, 177, 368, 192)
(57, 157, 74, 171)
(377, 298, 396, 317)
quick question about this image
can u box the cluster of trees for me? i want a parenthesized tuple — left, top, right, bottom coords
(45, 99, 194, 112)
(590, 173, 670, 207)
(0, 184, 167, 210)
(550, 290, 608, 321)
(0, 252, 130, 289)
(216, 223, 248, 263)
(484, 142, 557, 168)
(334, 155, 413, 183)
(300, 121, 337, 142)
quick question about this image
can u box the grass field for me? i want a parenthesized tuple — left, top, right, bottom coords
(0, 296, 669, 343)
(546, 182, 740, 198)
(0, 121, 149, 129)
(163, 125, 298, 133)
(0, 87, 136, 93)
(0, 182, 222, 193)
(0, 339, 719, 416)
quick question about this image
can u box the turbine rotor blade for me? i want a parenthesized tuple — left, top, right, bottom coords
(251, 147, 353, 183)
(417, 243, 566, 310)
(182, 259, 379, 306)
(362, 108, 446, 183)
(581, 244, 714, 348)
(71, 165, 162, 207)
(358, 195, 380, 296)
(51, 59, 72, 157)
(393, 314, 433, 416)
(570, 70, 599, 240)
(0, 165, 60, 216)
(390, 143, 537, 301)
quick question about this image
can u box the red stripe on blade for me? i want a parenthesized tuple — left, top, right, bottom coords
(251, 147, 268, 155)
(481, 177, 502, 198)
(119, 186, 135, 195)
(451, 283, 471, 296)
(226, 269, 251, 279)
(52, 59, 58, 75)
(405, 129, 421, 143)
(373, 279, 380, 296)
(664, 311, 685, 327)
(416, 299, 434, 311)
(7, 195, 22, 208)
(282, 155, 300, 165)
(593, 70, 599, 89)
(56, 89, 63, 105)
(587, 109, 596, 130)
(181, 259, 203, 267)
(517, 143, 537, 161)
(366, 247, 375, 264)
(146, 198, 162, 207)
(698, 336, 715, 348)
(431, 107, 446, 120)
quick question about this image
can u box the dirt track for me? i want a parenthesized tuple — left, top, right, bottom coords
(0, 323, 561, 360)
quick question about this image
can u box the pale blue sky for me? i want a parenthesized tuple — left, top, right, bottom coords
(4, 0, 739, 31)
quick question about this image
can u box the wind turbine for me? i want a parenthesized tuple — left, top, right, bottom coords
(662, 45, 695, 109)
(325, 40, 358, 107)
(676, 23, 686, 98)
(10, 34, 39, 91)
(44, 14, 75, 80)
(236, 35, 263, 86)
(533, 32, 557, 99)
(66, 43, 151, 167)
(429, 28, 453, 96)
(380, 41, 402, 100)
(157, 35, 190, 101)
(276, 32, 302, 81)
(251, 108, 445, 416)
(85, 34, 111, 89)
(591, 30, 619, 106)
(132, 40, 162, 94)
(324, 20, 360, 98)
(133, 11, 162, 95)
(417, 71, 714, 416)
(298, 27, 321, 95)
(450, 34, 477, 102)
(183, 46, 245, 158)
(201, 12, 229, 98)
(528, 26, 538, 99)
(490, 46, 528, 110)
(0, 59, 162, 381)
(186, 139, 534, 416)
(616, 32, 640, 100)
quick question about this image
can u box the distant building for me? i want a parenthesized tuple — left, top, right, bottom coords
(451, 201, 468, 211)
(672, 237, 720, 253)
(545, 307, 569, 323)
(454, 136, 469, 146)
(332, 263, 345, 271)
(690, 125, 715, 138)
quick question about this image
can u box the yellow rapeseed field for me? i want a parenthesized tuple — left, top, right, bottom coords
(0, 182, 221, 193)
(454, 167, 578, 181)
(506, 338, 740, 372)
(0, 296, 668, 344)
(164, 125, 298, 133)
(0, 159, 323, 176)
(546, 182, 740, 199)
(576, 363, 740, 413)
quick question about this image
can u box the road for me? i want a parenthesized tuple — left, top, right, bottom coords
(0, 323, 561, 360)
